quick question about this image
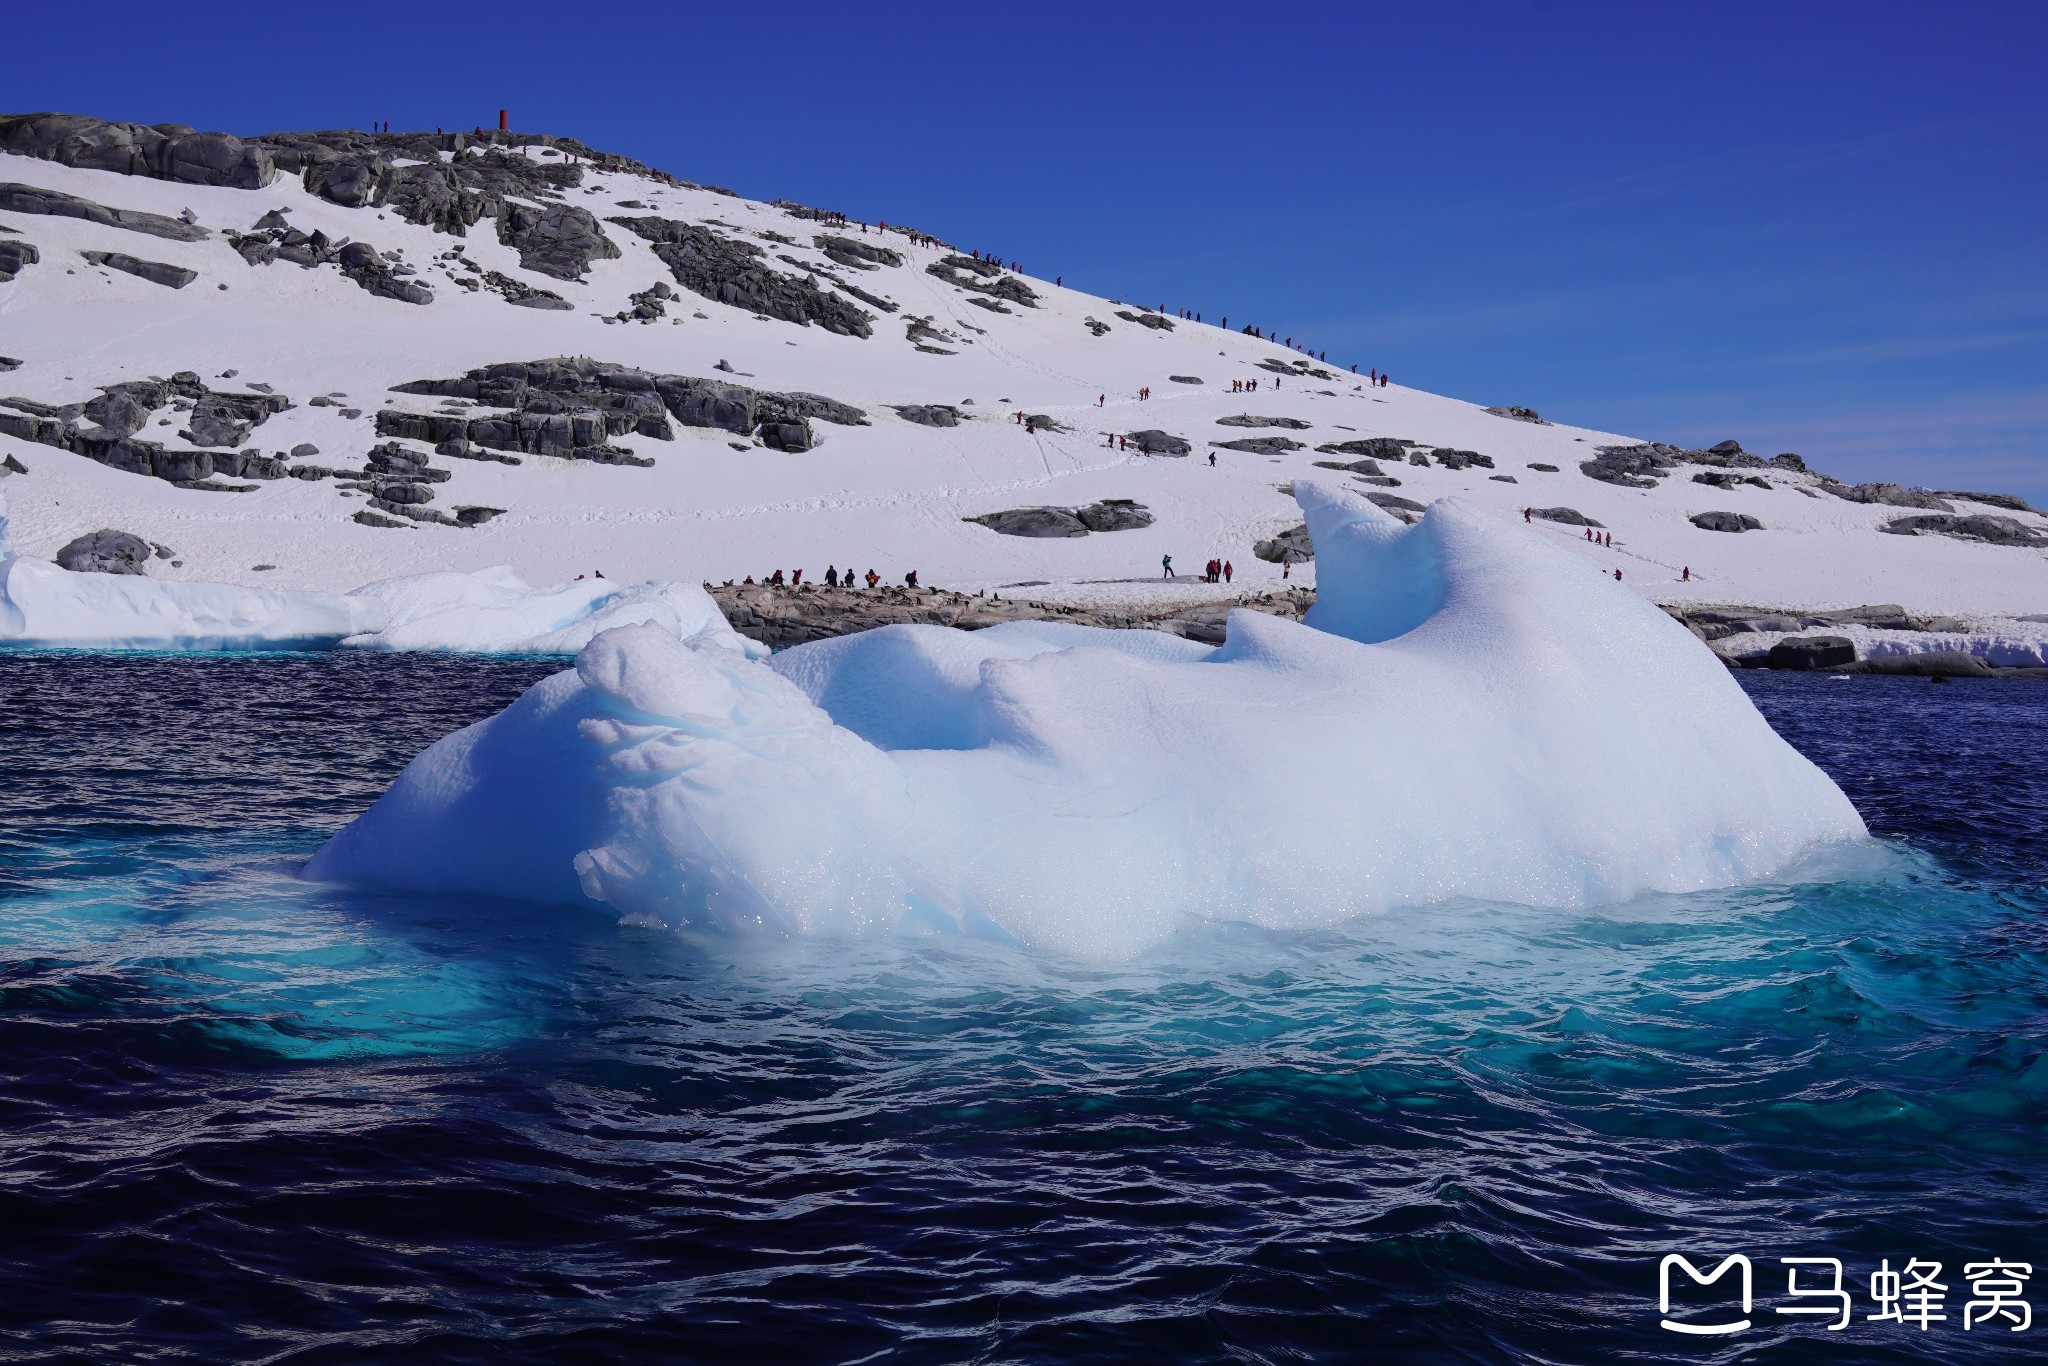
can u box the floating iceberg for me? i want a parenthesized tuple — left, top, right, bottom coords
(340, 566, 761, 657)
(0, 553, 377, 650)
(306, 481, 1867, 957)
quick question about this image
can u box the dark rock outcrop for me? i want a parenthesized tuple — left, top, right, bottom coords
(814, 235, 901, 270)
(0, 240, 38, 282)
(1766, 636, 1857, 671)
(1937, 490, 2035, 513)
(1216, 414, 1311, 429)
(1882, 513, 2048, 546)
(1529, 506, 1604, 528)
(497, 201, 619, 280)
(1115, 309, 1173, 331)
(334, 240, 433, 305)
(80, 250, 195, 289)
(966, 499, 1154, 538)
(1123, 429, 1190, 456)
(1693, 470, 1772, 489)
(0, 113, 274, 189)
(1313, 458, 1384, 476)
(1431, 448, 1494, 470)
(1316, 438, 1408, 460)
(1691, 511, 1763, 533)
(1582, 444, 1679, 488)
(1214, 437, 1304, 455)
(894, 404, 961, 428)
(1484, 405, 1548, 424)
(1169, 375, 1203, 385)
(928, 254, 1039, 308)
(0, 182, 207, 242)
(1828, 482, 1955, 512)
(1254, 524, 1313, 563)
(55, 528, 152, 574)
(611, 217, 874, 336)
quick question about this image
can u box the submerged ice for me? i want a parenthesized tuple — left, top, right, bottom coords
(305, 481, 1867, 957)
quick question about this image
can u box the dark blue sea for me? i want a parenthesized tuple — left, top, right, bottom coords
(2, 655, 2044, 1363)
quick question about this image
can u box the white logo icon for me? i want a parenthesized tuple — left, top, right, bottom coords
(1660, 1254, 1753, 1335)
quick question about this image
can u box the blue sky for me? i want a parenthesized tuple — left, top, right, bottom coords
(14, 0, 2046, 499)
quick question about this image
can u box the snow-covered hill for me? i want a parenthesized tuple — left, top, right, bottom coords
(1, 113, 2043, 617)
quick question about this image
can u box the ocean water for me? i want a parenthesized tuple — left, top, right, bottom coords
(1, 654, 2044, 1364)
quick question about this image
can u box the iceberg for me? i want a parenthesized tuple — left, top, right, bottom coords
(0, 553, 377, 650)
(305, 481, 1867, 958)
(339, 566, 763, 658)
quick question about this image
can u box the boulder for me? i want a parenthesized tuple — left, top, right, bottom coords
(1316, 438, 1408, 460)
(758, 419, 815, 452)
(1253, 523, 1314, 563)
(1766, 636, 1857, 671)
(968, 507, 1089, 538)
(1770, 453, 1807, 471)
(0, 240, 38, 282)
(1217, 414, 1312, 429)
(1313, 458, 1383, 476)
(894, 404, 960, 427)
(55, 528, 152, 574)
(1075, 499, 1154, 533)
(1527, 463, 1559, 472)
(1214, 437, 1304, 455)
(1829, 482, 1954, 511)
(1691, 511, 1763, 533)
(1936, 490, 2034, 513)
(1124, 429, 1190, 456)
(1169, 375, 1203, 384)
(1114, 309, 1172, 330)
(1854, 652, 1995, 678)
(1484, 405, 1547, 424)
(79, 250, 195, 288)
(1366, 492, 1426, 514)
(1528, 507, 1603, 527)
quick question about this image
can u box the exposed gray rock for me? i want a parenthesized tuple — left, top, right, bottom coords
(1214, 437, 1304, 455)
(1581, 444, 1677, 488)
(1366, 492, 1426, 514)
(1431, 448, 1494, 470)
(0, 181, 208, 241)
(1490, 474, 1518, 483)
(1693, 470, 1772, 489)
(1316, 438, 1408, 460)
(1528, 506, 1604, 528)
(80, 249, 195, 289)
(1828, 482, 1954, 512)
(0, 113, 274, 189)
(1075, 499, 1153, 532)
(894, 404, 960, 427)
(1254, 524, 1313, 563)
(334, 240, 434, 305)
(814, 235, 902, 269)
(1936, 490, 2035, 513)
(1114, 309, 1173, 330)
(927, 254, 1039, 308)
(0, 357, 19, 371)
(1691, 511, 1764, 532)
(968, 506, 1088, 538)
(0, 240, 38, 282)
(1770, 453, 1807, 471)
(1484, 405, 1548, 424)
(966, 297, 1011, 314)
(1527, 463, 1559, 472)
(1083, 317, 1110, 337)
(290, 442, 320, 458)
(1851, 651, 1995, 678)
(611, 217, 874, 336)
(1312, 458, 1383, 475)
(497, 200, 618, 280)
(1217, 413, 1311, 429)
(1123, 429, 1190, 456)
(758, 419, 815, 452)
(1766, 636, 1857, 670)
(1882, 513, 2047, 546)
(55, 528, 152, 574)
(1169, 375, 1203, 384)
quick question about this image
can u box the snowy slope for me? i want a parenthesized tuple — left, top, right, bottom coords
(2, 129, 2045, 618)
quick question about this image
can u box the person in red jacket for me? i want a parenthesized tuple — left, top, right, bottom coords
(1223, 561, 1233, 584)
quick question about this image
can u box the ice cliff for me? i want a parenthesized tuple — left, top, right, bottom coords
(303, 481, 1867, 957)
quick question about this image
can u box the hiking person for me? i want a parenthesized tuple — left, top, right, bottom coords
(866, 568, 880, 588)
(825, 566, 839, 587)
(1283, 561, 1291, 580)
(1614, 568, 1623, 581)
(1682, 565, 1691, 582)
(1223, 560, 1233, 583)
(1162, 554, 1176, 580)
(1209, 451, 1217, 467)
(1098, 394, 1105, 406)
(791, 569, 803, 586)
(1523, 508, 1531, 523)
(905, 570, 919, 588)
(771, 569, 785, 586)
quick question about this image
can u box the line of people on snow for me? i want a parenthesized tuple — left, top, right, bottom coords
(740, 567, 922, 590)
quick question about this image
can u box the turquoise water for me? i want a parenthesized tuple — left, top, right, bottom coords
(1, 656, 2043, 1362)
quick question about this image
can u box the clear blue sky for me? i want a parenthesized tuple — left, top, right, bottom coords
(12, 0, 2046, 499)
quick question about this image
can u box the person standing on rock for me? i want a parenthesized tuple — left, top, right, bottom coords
(866, 568, 880, 589)
(792, 569, 803, 586)
(771, 569, 785, 586)
(1162, 554, 1176, 580)
(825, 566, 839, 588)
(905, 570, 920, 588)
